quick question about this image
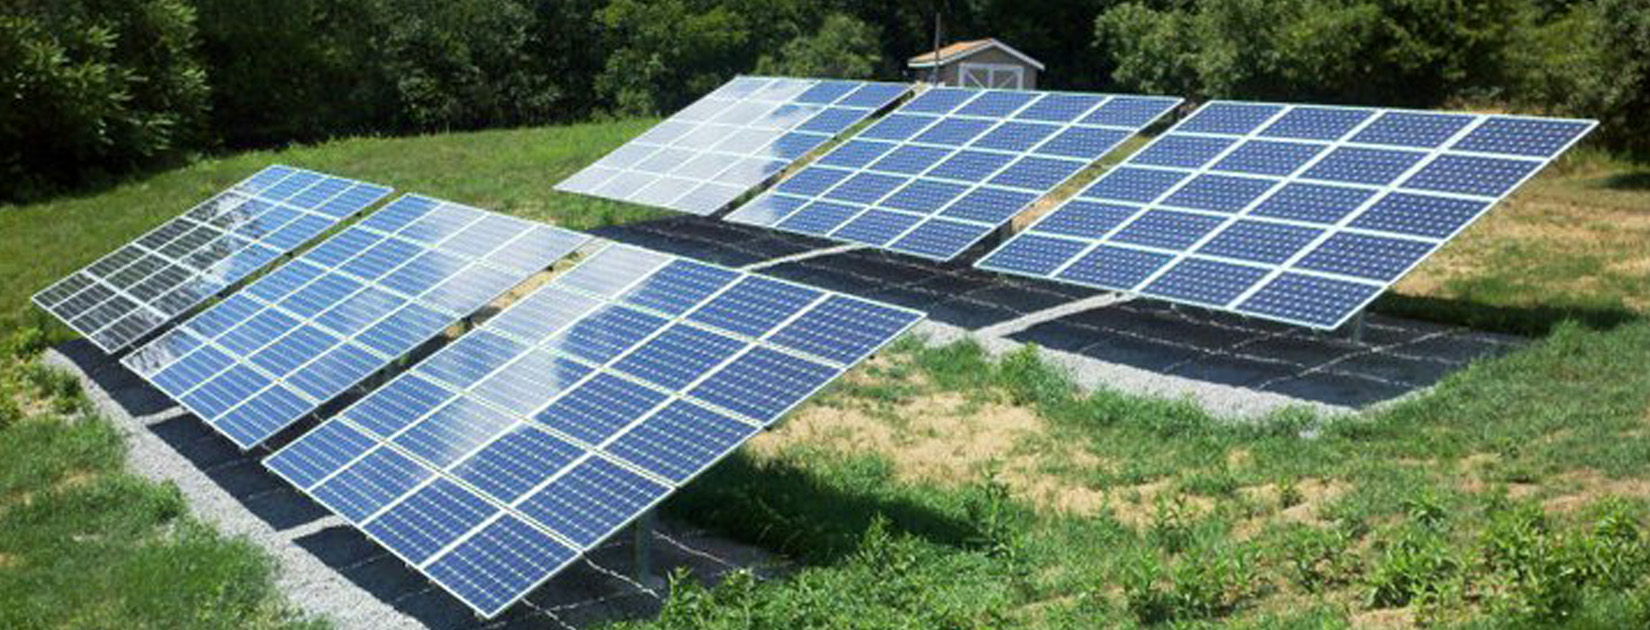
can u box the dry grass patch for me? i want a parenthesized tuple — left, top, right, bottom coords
(1542, 469, 1650, 513)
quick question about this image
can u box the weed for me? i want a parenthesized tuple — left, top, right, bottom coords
(1, 327, 45, 358)
(17, 362, 86, 415)
(1122, 542, 1260, 624)
(1148, 495, 1197, 554)
(1367, 526, 1466, 608)
(963, 462, 1028, 560)
(1275, 524, 1359, 593)
(1278, 476, 1305, 510)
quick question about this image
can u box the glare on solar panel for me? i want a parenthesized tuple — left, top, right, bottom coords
(727, 86, 1182, 261)
(32, 166, 393, 353)
(263, 242, 923, 617)
(977, 100, 1596, 329)
(122, 195, 590, 449)
(555, 76, 912, 215)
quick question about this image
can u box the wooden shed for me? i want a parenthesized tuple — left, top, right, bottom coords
(907, 38, 1044, 90)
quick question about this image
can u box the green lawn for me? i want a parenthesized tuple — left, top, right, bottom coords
(2, 119, 1649, 629)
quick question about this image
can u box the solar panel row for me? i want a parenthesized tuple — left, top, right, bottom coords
(121, 195, 591, 449)
(979, 101, 1595, 328)
(726, 87, 1182, 260)
(265, 242, 923, 617)
(556, 76, 912, 215)
(31, 165, 392, 353)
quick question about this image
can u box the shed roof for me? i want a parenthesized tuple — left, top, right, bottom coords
(907, 38, 1045, 71)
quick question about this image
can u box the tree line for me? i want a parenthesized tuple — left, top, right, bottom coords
(2, 0, 1645, 202)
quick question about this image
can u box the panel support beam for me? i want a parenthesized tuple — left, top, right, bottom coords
(740, 243, 868, 271)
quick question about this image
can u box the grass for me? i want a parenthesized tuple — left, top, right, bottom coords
(1, 118, 1648, 628)
(0, 334, 319, 630)
(651, 324, 1650, 628)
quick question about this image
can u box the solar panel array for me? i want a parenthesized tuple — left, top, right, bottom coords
(726, 87, 1182, 260)
(978, 101, 1595, 328)
(122, 195, 590, 449)
(555, 76, 911, 215)
(32, 166, 392, 353)
(265, 242, 923, 617)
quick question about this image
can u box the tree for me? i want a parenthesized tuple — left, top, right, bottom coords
(756, 13, 883, 79)
(0, 0, 208, 200)
(594, 0, 751, 115)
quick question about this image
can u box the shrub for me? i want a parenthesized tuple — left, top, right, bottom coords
(0, 0, 208, 201)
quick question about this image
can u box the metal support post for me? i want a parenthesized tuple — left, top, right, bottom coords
(631, 509, 662, 588)
(1346, 310, 1367, 345)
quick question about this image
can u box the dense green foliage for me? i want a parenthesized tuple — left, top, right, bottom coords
(0, 0, 209, 198)
(3, 0, 1648, 199)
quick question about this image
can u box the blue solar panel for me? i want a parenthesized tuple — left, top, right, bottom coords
(819, 139, 897, 168)
(972, 122, 1060, 152)
(613, 325, 744, 389)
(266, 242, 921, 618)
(1162, 174, 1275, 212)
(1036, 200, 1140, 239)
(1352, 111, 1474, 148)
(777, 200, 861, 234)
(690, 347, 840, 424)
(889, 219, 994, 260)
(1402, 154, 1539, 196)
(1057, 245, 1173, 290)
(1259, 107, 1373, 141)
(977, 234, 1089, 276)
(556, 76, 912, 215)
(363, 478, 497, 563)
(989, 157, 1085, 190)
(938, 187, 1038, 224)
(1112, 210, 1228, 250)
(424, 516, 577, 618)
(1303, 147, 1426, 185)
(1142, 258, 1270, 307)
(882, 180, 969, 214)
(1082, 167, 1188, 203)
(1213, 140, 1325, 176)
(1348, 192, 1489, 239)
(1196, 220, 1324, 264)
(123, 196, 588, 449)
(727, 87, 1183, 261)
(835, 209, 925, 246)
(1177, 102, 1285, 135)
(33, 165, 392, 353)
(868, 145, 951, 174)
(1081, 96, 1181, 128)
(606, 400, 757, 483)
(1295, 233, 1434, 281)
(1249, 183, 1375, 225)
(688, 276, 822, 338)
(982, 100, 1594, 329)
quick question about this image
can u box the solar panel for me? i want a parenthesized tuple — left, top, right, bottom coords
(978, 101, 1595, 329)
(31, 165, 392, 353)
(725, 87, 1183, 261)
(121, 195, 590, 449)
(264, 242, 923, 617)
(555, 76, 912, 216)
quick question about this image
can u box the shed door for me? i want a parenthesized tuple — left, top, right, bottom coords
(959, 63, 1024, 89)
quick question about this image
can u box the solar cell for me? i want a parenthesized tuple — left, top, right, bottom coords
(264, 242, 923, 617)
(980, 100, 1595, 329)
(727, 87, 1181, 260)
(32, 166, 392, 353)
(122, 195, 589, 449)
(556, 76, 912, 215)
